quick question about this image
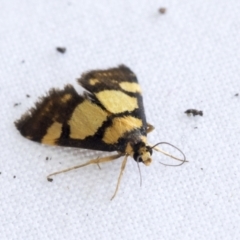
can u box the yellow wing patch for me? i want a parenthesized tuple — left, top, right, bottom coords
(42, 122, 62, 145)
(103, 116, 142, 144)
(61, 94, 72, 103)
(119, 82, 142, 93)
(89, 78, 100, 85)
(95, 90, 138, 114)
(69, 100, 109, 139)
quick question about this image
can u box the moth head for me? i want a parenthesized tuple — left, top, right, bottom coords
(132, 142, 153, 166)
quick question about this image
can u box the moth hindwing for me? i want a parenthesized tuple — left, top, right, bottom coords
(15, 65, 155, 199)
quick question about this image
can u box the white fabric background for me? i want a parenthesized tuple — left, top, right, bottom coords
(1, 1, 240, 239)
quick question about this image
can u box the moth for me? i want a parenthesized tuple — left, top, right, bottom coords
(15, 65, 185, 199)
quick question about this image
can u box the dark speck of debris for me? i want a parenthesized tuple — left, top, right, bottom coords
(235, 93, 239, 96)
(21, 60, 25, 64)
(159, 7, 166, 14)
(46, 157, 49, 160)
(14, 103, 21, 107)
(13, 175, 16, 178)
(26, 94, 30, 98)
(201, 168, 203, 170)
(47, 178, 53, 182)
(185, 109, 203, 116)
(56, 47, 66, 54)
(194, 127, 198, 129)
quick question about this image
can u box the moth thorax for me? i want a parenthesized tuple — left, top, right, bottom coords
(133, 142, 153, 166)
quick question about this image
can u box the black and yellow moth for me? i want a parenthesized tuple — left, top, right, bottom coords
(15, 65, 185, 199)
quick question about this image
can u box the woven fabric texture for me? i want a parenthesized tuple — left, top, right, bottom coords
(1, 1, 240, 239)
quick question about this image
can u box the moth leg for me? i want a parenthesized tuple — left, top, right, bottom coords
(147, 123, 155, 133)
(111, 154, 128, 200)
(47, 153, 123, 181)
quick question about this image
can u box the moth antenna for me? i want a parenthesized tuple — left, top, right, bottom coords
(136, 156, 142, 187)
(151, 142, 187, 167)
